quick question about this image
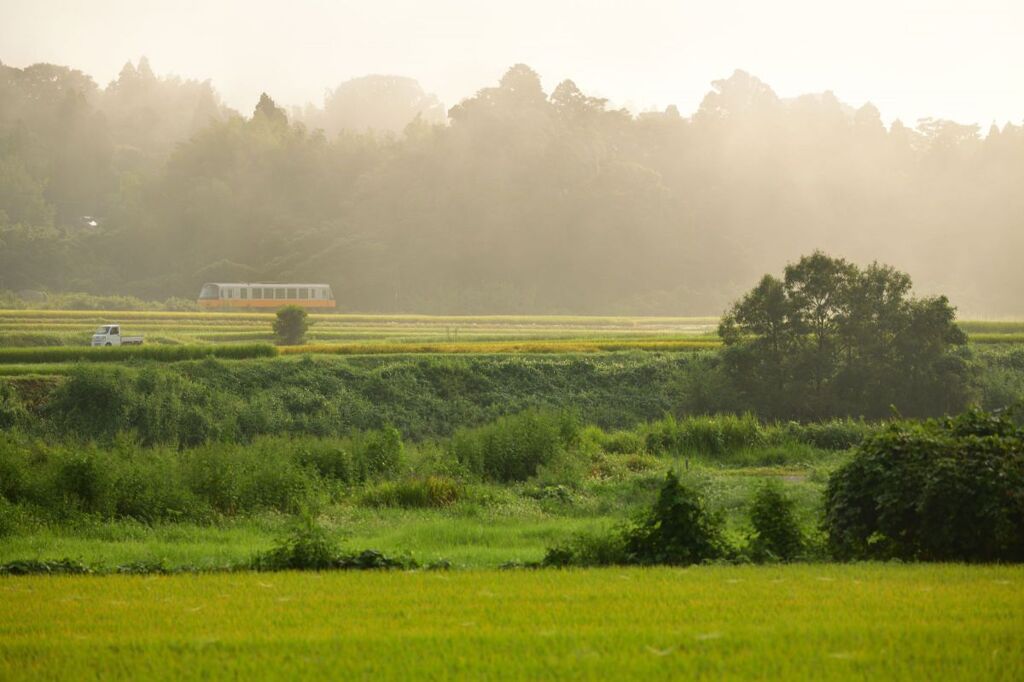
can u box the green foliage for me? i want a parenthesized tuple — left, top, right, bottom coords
(0, 558, 92, 576)
(0, 344, 276, 364)
(251, 516, 416, 571)
(747, 483, 805, 562)
(720, 252, 971, 419)
(252, 515, 341, 571)
(623, 471, 729, 565)
(360, 476, 463, 508)
(542, 528, 628, 567)
(273, 306, 309, 346)
(824, 408, 1024, 562)
(0, 425, 417, 524)
(0, 381, 27, 429)
(451, 409, 577, 482)
(643, 413, 765, 456)
(545, 471, 730, 566)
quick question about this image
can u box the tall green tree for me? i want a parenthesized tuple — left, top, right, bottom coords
(719, 252, 969, 418)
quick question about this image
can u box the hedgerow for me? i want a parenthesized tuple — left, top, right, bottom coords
(0, 343, 275, 364)
(824, 408, 1024, 562)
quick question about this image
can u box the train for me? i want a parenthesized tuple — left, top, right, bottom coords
(197, 282, 336, 310)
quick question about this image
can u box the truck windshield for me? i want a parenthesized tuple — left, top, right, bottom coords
(95, 326, 111, 334)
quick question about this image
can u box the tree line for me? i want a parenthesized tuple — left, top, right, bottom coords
(1, 59, 1021, 314)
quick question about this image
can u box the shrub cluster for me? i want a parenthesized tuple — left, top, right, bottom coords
(0, 430, 404, 523)
(639, 413, 871, 460)
(360, 476, 463, 508)
(545, 471, 809, 567)
(251, 517, 416, 571)
(450, 409, 578, 482)
(824, 408, 1024, 562)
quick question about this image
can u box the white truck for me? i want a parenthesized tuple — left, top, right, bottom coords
(91, 324, 144, 347)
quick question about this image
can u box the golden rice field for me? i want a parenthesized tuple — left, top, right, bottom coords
(0, 309, 720, 349)
(0, 309, 1021, 355)
(1, 564, 1020, 681)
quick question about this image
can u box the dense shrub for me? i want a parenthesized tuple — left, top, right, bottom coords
(747, 483, 804, 562)
(451, 409, 578, 482)
(251, 517, 415, 571)
(545, 471, 729, 566)
(273, 305, 310, 346)
(0, 382, 27, 429)
(44, 366, 226, 446)
(624, 471, 728, 565)
(252, 516, 340, 570)
(783, 419, 872, 450)
(356, 427, 404, 479)
(824, 409, 1024, 562)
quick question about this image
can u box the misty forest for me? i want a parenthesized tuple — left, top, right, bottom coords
(2, 58, 1022, 315)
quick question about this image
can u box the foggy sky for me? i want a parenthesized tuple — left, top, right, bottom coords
(1, 0, 1022, 125)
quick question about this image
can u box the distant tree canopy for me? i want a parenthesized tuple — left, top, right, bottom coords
(0, 59, 1022, 314)
(718, 252, 970, 419)
(300, 75, 445, 136)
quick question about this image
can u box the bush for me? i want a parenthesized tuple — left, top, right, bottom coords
(747, 483, 804, 562)
(273, 305, 309, 345)
(824, 408, 1024, 562)
(783, 419, 872, 450)
(360, 476, 462, 508)
(356, 427, 403, 479)
(624, 471, 729, 565)
(451, 409, 577, 482)
(544, 471, 730, 567)
(252, 516, 416, 571)
(0, 382, 27, 429)
(643, 413, 765, 457)
(253, 515, 340, 570)
(542, 528, 628, 567)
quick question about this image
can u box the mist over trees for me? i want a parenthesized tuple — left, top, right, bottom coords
(0, 59, 1021, 315)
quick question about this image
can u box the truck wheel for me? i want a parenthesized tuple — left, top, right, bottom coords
(105, 343, 112, 346)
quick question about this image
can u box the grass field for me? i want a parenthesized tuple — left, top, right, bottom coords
(1, 564, 1020, 681)
(0, 455, 837, 569)
(0, 310, 1020, 367)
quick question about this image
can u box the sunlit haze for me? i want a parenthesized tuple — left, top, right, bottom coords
(2, 0, 1022, 125)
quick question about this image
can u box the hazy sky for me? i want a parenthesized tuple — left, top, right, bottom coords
(2, 0, 1021, 126)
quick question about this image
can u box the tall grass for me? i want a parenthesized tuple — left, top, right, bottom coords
(639, 414, 872, 459)
(0, 430, 405, 523)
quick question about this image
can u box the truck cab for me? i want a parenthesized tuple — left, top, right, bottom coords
(91, 325, 144, 347)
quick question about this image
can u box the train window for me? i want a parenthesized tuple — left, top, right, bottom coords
(275, 288, 285, 300)
(326, 287, 334, 300)
(241, 287, 248, 300)
(287, 288, 297, 299)
(199, 284, 219, 300)
(299, 288, 308, 299)
(251, 287, 260, 299)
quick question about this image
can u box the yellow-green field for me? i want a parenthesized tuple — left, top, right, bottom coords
(1, 310, 1021, 359)
(1, 564, 1020, 681)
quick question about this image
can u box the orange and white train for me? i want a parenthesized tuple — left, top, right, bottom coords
(197, 283, 336, 310)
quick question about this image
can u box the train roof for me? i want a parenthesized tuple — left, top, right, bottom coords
(202, 282, 332, 287)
